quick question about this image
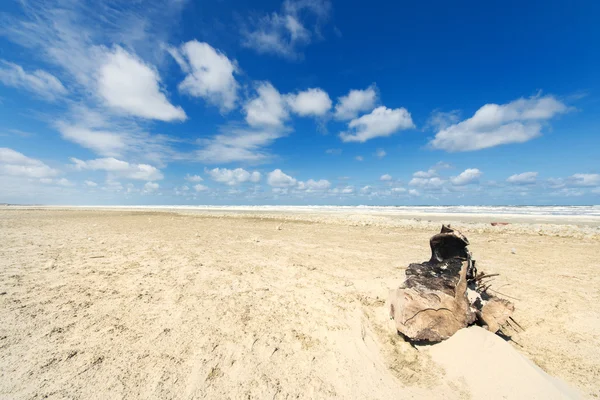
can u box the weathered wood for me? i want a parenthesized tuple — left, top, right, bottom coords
(389, 258, 476, 342)
(388, 225, 515, 342)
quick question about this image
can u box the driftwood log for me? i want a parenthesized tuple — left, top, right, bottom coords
(388, 225, 514, 342)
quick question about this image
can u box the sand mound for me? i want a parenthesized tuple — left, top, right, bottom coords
(426, 327, 580, 399)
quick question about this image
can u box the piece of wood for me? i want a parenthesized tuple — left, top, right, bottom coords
(388, 258, 476, 342)
(388, 225, 514, 342)
(480, 297, 515, 333)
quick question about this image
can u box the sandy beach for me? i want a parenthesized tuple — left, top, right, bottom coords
(1, 207, 598, 399)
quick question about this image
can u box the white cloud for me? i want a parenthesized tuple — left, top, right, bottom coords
(412, 162, 451, 180)
(570, 173, 600, 187)
(55, 107, 177, 166)
(334, 86, 377, 120)
(56, 178, 74, 187)
(426, 110, 461, 131)
(205, 167, 261, 185)
(39, 177, 74, 186)
(267, 169, 297, 187)
(413, 169, 437, 179)
(171, 40, 239, 112)
(0, 60, 67, 101)
(286, 88, 331, 116)
(143, 181, 159, 193)
(507, 172, 538, 185)
(57, 123, 127, 157)
(375, 148, 386, 158)
(408, 189, 420, 196)
(70, 157, 163, 181)
(329, 185, 354, 195)
(429, 95, 569, 152)
(185, 174, 203, 182)
(340, 106, 415, 143)
(245, 82, 289, 127)
(0, 147, 59, 178)
(391, 187, 407, 193)
(450, 168, 482, 186)
(98, 46, 186, 121)
(360, 185, 372, 194)
(409, 177, 445, 189)
(355, 156, 364, 161)
(380, 174, 392, 181)
(297, 179, 331, 191)
(196, 126, 286, 164)
(84, 180, 97, 187)
(325, 148, 342, 155)
(241, 0, 331, 59)
(194, 184, 208, 192)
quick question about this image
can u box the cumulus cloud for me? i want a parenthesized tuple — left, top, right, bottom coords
(570, 173, 600, 187)
(84, 180, 98, 187)
(185, 174, 203, 182)
(0, 60, 67, 101)
(380, 174, 392, 181)
(391, 187, 407, 193)
(286, 88, 332, 116)
(429, 95, 569, 152)
(171, 41, 239, 112)
(241, 0, 331, 59)
(412, 162, 451, 180)
(408, 189, 420, 196)
(98, 46, 186, 121)
(297, 179, 330, 191)
(267, 169, 297, 187)
(70, 157, 163, 181)
(409, 176, 445, 189)
(143, 181, 159, 193)
(205, 167, 261, 185)
(413, 169, 436, 179)
(194, 184, 208, 192)
(334, 85, 378, 120)
(0, 147, 59, 178)
(450, 168, 482, 186)
(245, 82, 289, 127)
(507, 172, 538, 185)
(340, 106, 415, 143)
(329, 185, 354, 194)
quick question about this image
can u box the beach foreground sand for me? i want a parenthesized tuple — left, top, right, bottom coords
(1, 208, 598, 399)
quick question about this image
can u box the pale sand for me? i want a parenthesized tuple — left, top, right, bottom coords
(0, 208, 598, 399)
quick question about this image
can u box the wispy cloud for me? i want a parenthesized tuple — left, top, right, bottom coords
(0, 60, 67, 101)
(241, 0, 331, 60)
(70, 157, 164, 181)
(507, 171, 538, 185)
(0, 147, 60, 178)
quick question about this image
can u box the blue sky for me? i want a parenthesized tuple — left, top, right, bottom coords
(0, 0, 599, 205)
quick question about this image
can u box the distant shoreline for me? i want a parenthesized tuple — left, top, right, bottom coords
(5, 205, 600, 227)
